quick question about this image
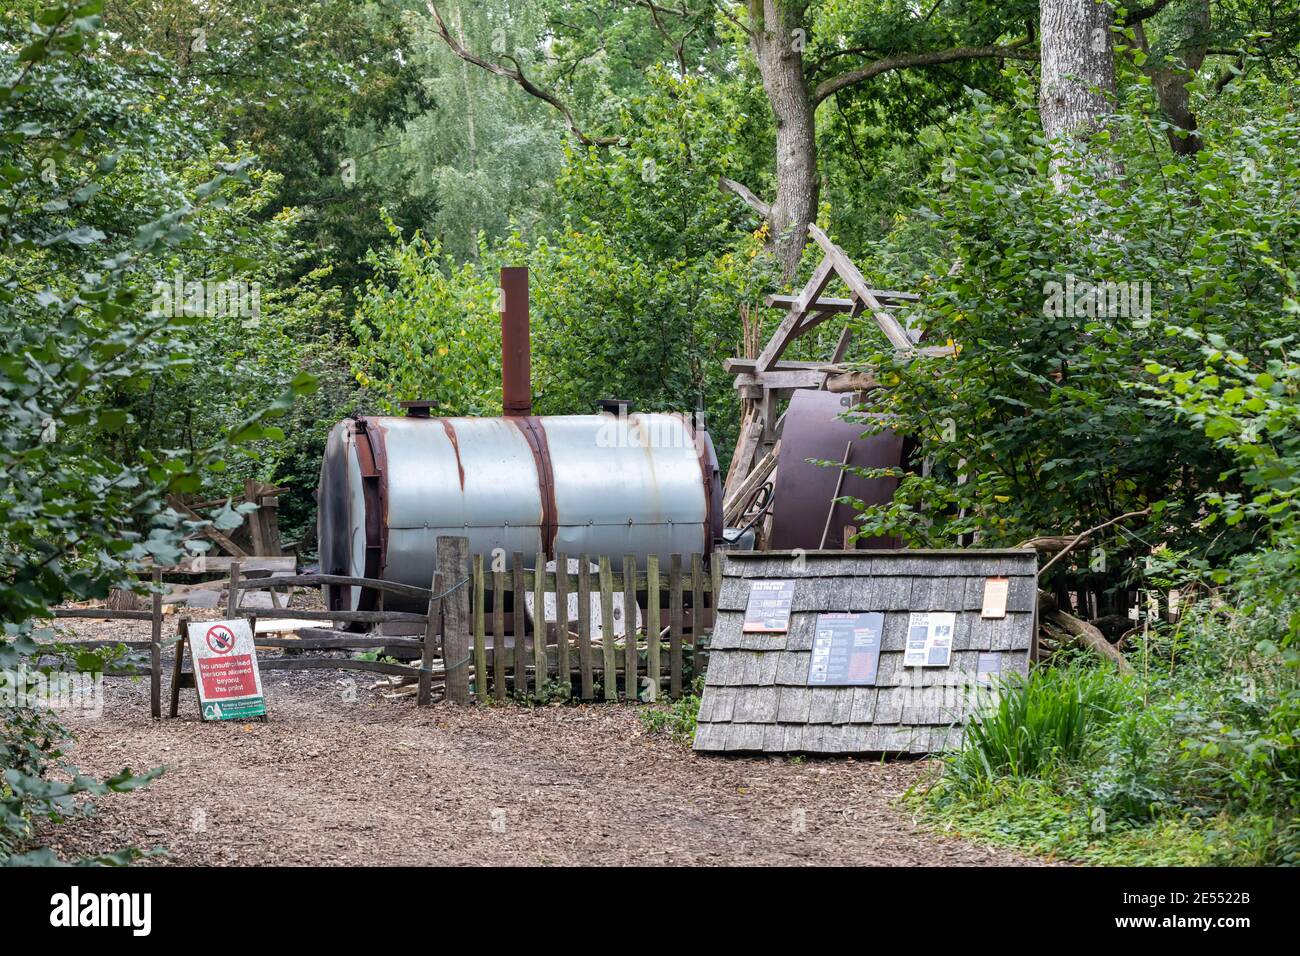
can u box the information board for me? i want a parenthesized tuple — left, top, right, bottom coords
(742, 580, 796, 633)
(981, 576, 1009, 619)
(807, 612, 884, 685)
(903, 611, 955, 667)
(188, 618, 266, 721)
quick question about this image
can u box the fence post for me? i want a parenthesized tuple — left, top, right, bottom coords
(418, 569, 444, 707)
(623, 554, 637, 701)
(472, 554, 486, 702)
(227, 560, 241, 618)
(150, 567, 163, 719)
(439, 536, 472, 704)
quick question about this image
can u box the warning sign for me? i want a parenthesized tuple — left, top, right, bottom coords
(188, 618, 265, 721)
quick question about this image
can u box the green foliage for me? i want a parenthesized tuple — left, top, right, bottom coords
(639, 675, 704, 743)
(0, 2, 317, 863)
(855, 70, 1300, 567)
(352, 73, 776, 464)
(946, 666, 1134, 790)
(351, 214, 505, 416)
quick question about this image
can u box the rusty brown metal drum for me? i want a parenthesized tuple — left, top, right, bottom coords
(768, 390, 905, 551)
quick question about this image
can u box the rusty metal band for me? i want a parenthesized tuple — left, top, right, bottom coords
(683, 414, 723, 554)
(510, 416, 558, 556)
(352, 417, 389, 614)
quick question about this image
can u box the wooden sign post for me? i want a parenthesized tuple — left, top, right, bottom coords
(186, 618, 266, 721)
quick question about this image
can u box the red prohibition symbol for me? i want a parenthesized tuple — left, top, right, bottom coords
(205, 624, 236, 655)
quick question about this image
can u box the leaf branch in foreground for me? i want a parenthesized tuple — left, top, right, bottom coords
(424, 1, 621, 147)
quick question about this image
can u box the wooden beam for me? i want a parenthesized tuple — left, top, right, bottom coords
(723, 445, 779, 525)
(732, 369, 830, 390)
(765, 292, 918, 311)
(167, 496, 248, 559)
(829, 326, 853, 364)
(807, 224, 916, 351)
(755, 254, 836, 372)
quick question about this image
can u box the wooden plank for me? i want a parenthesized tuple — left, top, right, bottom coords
(492, 566, 506, 701)
(710, 557, 723, 632)
(245, 479, 268, 555)
(230, 607, 427, 625)
(150, 567, 162, 719)
(577, 555, 593, 701)
(755, 254, 835, 371)
(256, 634, 424, 650)
(533, 550, 548, 686)
(152, 556, 294, 574)
(168, 495, 248, 558)
(807, 223, 915, 350)
(227, 560, 241, 618)
(691, 554, 705, 679)
(513, 552, 527, 695)
(235, 574, 431, 601)
(764, 291, 919, 310)
(723, 415, 764, 501)
(51, 608, 156, 621)
(645, 554, 661, 702)
(723, 406, 755, 491)
(439, 536, 472, 704)
(473, 554, 486, 702)
(598, 556, 617, 702)
(669, 554, 683, 698)
(418, 562, 442, 708)
(169, 616, 189, 718)
(732, 369, 830, 390)
(623, 554, 638, 701)
(724, 445, 779, 525)
(829, 325, 853, 364)
(555, 552, 570, 698)
(256, 658, 425, 677)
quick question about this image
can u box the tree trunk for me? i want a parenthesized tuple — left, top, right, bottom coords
(1139, 0, 1210, 156)
(749, 0, 818, 278)
(1039, 0, 1117, 188)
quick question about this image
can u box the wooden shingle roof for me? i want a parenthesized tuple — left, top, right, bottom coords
(694, 550, 1038, 755)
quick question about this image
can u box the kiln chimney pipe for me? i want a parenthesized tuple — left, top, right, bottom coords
(500, 266, 531, 416)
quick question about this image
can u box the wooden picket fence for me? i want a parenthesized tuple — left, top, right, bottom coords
(441, 541, 722, 704)
(43, 536, 721, 714)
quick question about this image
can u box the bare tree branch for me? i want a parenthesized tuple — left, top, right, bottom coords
(813, 40, 1039, 106)
(424, 1, 620, 147)
(718, 176, 772, 219)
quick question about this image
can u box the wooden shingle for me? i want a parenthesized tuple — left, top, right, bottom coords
(694, 548, 1037, 754)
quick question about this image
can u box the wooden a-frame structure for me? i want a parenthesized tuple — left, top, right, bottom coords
(722, 223, 953, 537)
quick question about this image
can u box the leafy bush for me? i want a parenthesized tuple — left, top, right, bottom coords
(1, 2, 316, 863)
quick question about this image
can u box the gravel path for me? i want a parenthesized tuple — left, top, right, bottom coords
(43, 616, 1041, 866)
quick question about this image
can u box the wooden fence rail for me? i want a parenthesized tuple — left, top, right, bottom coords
(43, 540, 723, 714)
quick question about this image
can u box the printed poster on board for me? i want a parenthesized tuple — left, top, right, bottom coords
(807, 612, 884, 686)
(742, 580, 796, 633)
(189, 618, 266, 721)
(903, 611, 955, 668)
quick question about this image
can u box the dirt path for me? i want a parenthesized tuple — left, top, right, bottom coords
(44, 618, 1040, 866)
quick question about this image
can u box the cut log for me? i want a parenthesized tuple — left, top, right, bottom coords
(1046, 608, 1134, 674)
(825, 370, 880, 393)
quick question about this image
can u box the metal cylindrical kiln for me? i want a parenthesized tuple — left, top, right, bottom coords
(317, 267, 722, 612)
